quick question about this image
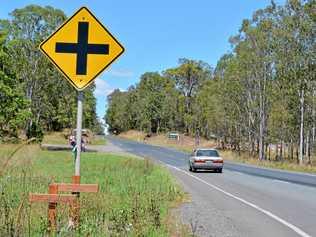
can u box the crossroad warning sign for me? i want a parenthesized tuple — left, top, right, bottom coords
(40, 7, 124, 90)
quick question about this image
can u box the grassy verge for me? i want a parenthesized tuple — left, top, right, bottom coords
(118, 130, 316, 174)
(0, 144, 186, 236)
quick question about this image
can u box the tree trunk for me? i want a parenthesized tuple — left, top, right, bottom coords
(312, 103, 315, 143)
(299, 88, 304, 165)
(280, 141, 283, 161)
(251, 141, 255, 157)
(259, 75, 265, 160)
(26, 83, 34, 138)
(259, 117, 265, 160)
(156, 120, 160, 134)
(290, 139, 294, 160)
(248, 116, 252, 157)
(306, 130, 311, 164)
(312, 89, 316, 158)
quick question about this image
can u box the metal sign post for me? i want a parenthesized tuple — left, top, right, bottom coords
(70, 91, 83, 228)
(75, 91, 83, 176)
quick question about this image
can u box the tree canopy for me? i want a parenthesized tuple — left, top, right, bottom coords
(106, 0, 316, 164)
(0, 5, 101, 141)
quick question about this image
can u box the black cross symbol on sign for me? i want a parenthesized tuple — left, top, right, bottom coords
(55, 22, 109, 75)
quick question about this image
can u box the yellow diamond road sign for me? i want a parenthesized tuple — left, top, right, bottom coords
(40, 7, 124, 90)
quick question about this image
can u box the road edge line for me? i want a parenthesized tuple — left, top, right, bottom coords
(166, 164, 312, 237)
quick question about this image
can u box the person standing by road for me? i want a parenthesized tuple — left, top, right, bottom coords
(69, 134, 76, 149)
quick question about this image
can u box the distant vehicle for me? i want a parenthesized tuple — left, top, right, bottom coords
(189, 148, 223, 173)
(168, 132, 180, 141)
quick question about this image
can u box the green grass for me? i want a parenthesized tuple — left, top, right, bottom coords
(0, 145, 185, 236)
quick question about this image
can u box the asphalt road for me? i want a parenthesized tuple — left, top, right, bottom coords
(108, 136, 316, 237)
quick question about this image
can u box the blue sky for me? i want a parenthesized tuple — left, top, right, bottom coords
(0, 0, 284, 119)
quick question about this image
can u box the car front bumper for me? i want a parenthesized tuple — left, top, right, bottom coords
(192, 162, 223, 170)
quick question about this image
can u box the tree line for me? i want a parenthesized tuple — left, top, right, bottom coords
(106, 0, 315, 164)
(0, 5, 102, 142)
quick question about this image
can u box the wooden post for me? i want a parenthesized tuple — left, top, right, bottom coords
(56, 183, 98, 193)
(48, 184, 58, 232)
(29, 192, 76, 233)
(69, 175, 81, 228)
(29, 194, 76, 203)
(30, 180, 98, 232)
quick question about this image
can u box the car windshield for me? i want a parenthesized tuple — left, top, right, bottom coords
(196, 150, 219, 157)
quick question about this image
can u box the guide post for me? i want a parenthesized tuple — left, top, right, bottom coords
(75, 91, 83, 176)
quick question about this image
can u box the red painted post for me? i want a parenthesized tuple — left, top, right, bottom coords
(70, 175, 81, 228)
(29, 194, 76, 203)
(72, 175, 81, 184)
(48, 184, 58, 232)
(56, 183, 99, 193)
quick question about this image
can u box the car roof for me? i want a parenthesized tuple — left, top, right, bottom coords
(195, 148, 218, 151)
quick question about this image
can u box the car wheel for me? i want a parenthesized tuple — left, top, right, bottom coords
(189, 165, 192, 171)
(218, 168, 223, 173)
(192, 167, 197, 172)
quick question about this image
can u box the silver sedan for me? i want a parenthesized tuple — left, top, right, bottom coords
(189, 148, 224, 173)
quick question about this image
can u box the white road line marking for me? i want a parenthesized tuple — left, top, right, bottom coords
(230, 171, 245, 175)
(273, 179, 290, 184)
(166, 164, 312, 237)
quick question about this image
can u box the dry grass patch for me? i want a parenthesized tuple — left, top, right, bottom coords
(42, 132, 68, 145)
(119, 130, 216, 153)
(221, 150, 316, 174)
(43, 132, 106, 145)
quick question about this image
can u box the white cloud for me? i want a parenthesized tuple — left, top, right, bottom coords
(107, 69, 133, 77)
(94, 78, 114, 97)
